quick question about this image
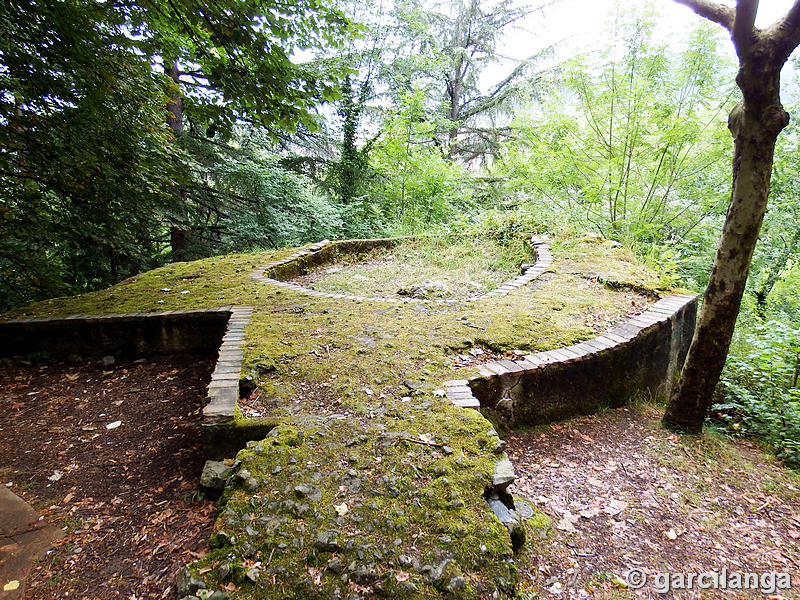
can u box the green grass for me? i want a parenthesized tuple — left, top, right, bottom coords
(300, 235, 533, 299)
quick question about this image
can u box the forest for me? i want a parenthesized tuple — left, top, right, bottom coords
(1, 0, 799, 462)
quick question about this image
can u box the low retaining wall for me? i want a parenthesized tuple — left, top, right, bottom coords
(444, 294, 698, 427)
(0, 306, 272, 459)
(0, 308, 232, 358)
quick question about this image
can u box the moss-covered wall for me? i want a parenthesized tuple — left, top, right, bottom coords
(263, 238, 400, 281)
(471, 297, 697, 427)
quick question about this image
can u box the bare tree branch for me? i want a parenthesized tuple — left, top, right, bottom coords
(672, 0, 735, 30)
(732, 0, 759, 55)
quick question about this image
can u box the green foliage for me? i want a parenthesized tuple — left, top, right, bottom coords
(372, 90, 475, 232)
(0, 0, 177, 310)
(127, 0, 351, 136)
(214, 156, 344, 251)
(0, 0, 352, 310)
(714, 320, 800, 465)
(499, 7, 734, 252)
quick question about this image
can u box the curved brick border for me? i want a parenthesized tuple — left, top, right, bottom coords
(250, 236, 553, 303)
(443, 293, 698, 417)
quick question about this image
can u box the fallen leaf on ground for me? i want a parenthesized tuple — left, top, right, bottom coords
(603, 499, 628, 516)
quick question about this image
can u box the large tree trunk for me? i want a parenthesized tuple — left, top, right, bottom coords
(662, 0, 800, 433)
(164, 60, 190, 262)
(662, 100, 788, 431)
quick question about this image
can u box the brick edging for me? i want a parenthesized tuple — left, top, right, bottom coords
(3, 305, 252, 437)
(443, 293, 698, 409)
(3, 306, 233, 324)
(203, 305, 253, 425)
(249, 236, 552, 303)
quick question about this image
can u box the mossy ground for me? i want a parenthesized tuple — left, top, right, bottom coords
(293, 235, 533, 299)
(3, 235, 671, 599)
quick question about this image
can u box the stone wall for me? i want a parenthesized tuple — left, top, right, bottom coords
(0, 308, 232, 358)
(262, 238, 398, 281)
(447, 294, 698, 428)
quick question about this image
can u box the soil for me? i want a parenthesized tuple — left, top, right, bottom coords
(0, 354, 217, 600)
(507, 405, 800, 599)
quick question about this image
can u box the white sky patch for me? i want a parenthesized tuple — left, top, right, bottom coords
(490, 0, 800, 95)
(500, 0, 800, 60)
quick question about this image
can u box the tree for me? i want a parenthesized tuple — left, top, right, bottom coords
(749, 108, 800, 319)
(662, 0, 800, 433)
(499, 8, 734, 247)
(0, 0, 178, 309)
(395, 0, 547, 162)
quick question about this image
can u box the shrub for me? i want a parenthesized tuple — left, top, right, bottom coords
(713, 320, 800, 465)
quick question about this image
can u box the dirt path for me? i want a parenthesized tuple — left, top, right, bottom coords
(0, 355, 217, 600)
(507, 405, 800, 599)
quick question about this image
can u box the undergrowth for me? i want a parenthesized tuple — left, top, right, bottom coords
(712, 319, 800, 466)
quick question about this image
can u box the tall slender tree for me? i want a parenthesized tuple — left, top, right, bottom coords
(395, 0, 548, 162)
(663, 0, 800, 432)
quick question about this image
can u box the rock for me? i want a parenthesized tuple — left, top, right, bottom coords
(245, 567, 260, 583)
(352, 566, 378, 584)
(326, 556, 345, 575)
(241, 541, 257, 558)
(398, 580, 418, 594)
(492, 456, 516, 491)
(200, 461, 230, 491)
(427, 560, 452, 584)
(445, 576, 467, 593)
(209, 593, 229, 600)
(397, 280, 450, 299)
(314, 531, 342, 553)
(176, 568, 206, 597)
(101, 355, 115, 367)
(218, 562, 231, 581)
(294, 484, 322, 502)
(487, 499, 525, 552)
(244, 477, 260, 492)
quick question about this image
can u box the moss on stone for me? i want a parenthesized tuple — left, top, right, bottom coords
(2, 235, 671, 599)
